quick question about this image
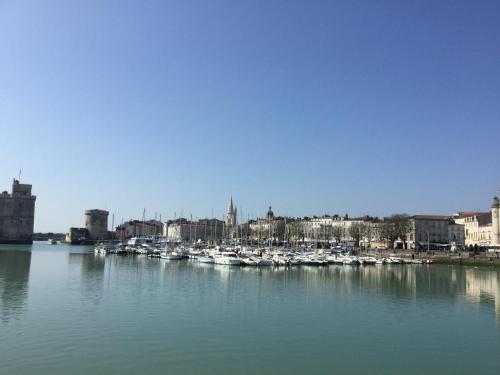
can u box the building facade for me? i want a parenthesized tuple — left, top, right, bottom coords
(454, 212, 492, 247)
(406, 215, 465, 251)
(0, 179, 36, 244)
(453, 197, 500, 248)
(293, 215, 368, 245)
(248, 206, 287, 243)
(115, 219, 163, 240)
(165, 218, 224, 242)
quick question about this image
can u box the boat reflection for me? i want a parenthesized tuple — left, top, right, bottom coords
(190, 260, 500, 320)
(60, 249, 500, 322)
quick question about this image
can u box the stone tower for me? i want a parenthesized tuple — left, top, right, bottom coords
(0, 179, 36, 244)
(225, 196, 237, 228)
(84, 209, 109, 241)
(492, 196, 500, 246)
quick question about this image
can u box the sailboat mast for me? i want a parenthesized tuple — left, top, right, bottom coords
(141, 208, 146, 238)
(269, 210, 272, 251)
(111, 214, 115, 241)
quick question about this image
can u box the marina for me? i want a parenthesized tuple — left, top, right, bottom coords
(93, 238, 435, 267)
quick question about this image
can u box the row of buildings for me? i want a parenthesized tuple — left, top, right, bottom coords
(59, 195, 500, 251)
(161, 196, 500, 251)
(1, 179, 500, 250)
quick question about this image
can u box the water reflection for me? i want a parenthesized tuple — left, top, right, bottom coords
(56, 248, 500, 323)
(465, 268, 500, 318)
(68, 251, 106, 307)
(189, 261, 500, 320)
(0, 246, 32, 321)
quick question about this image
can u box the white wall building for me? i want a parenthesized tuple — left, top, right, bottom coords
(453, 196, 500, 248)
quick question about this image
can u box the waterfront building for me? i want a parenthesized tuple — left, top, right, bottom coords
(453, 196, 500, 248)
(248, 206, 286, 243)
(296, 215, 368, 246)
(406, 215, 465, 251)
(0, 179, 36, 244)
(454, 212, 492, 247)
(115, 219, 163, 239)
(165, 218, 223, 242)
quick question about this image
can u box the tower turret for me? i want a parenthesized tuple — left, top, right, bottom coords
(266, 206, 274, 220)
(492, 196, 500, 246)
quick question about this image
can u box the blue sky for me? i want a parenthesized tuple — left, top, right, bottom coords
(1, 0, 499, 232)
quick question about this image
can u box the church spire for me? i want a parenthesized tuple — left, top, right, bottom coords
(225, 195, 237, 228)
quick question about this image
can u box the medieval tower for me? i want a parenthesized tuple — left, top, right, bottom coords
(0, 179, 36, 244)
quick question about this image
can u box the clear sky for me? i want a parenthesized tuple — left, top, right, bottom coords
(1, 0, 499, 232)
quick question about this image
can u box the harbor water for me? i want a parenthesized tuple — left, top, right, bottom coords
(1, 243, 499, 374)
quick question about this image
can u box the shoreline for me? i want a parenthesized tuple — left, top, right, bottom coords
(431, 257, 500, 268)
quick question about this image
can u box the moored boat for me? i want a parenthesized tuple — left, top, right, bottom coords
(198, 255, 215, 264)
(160, 251, 184, 260)
(241, 257, 259, 266)
(214, 252, 242, 266)
(259, 258, 274, 266)
(343, 257, 359, 265)
(360, 256, 377, 265)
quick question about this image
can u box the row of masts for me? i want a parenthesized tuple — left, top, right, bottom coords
(107, 206, 284, 246)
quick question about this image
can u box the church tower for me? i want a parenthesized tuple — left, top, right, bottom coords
(492, 196, 500, 246)
(225, 195, 237, 228)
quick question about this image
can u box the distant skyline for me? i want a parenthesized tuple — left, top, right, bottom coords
(1, 0, 499, 232)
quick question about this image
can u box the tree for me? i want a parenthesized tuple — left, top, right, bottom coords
(376, 222, 393, 247)
(363, 223, 373, 248)
(332, 226, 344, 243)
(349, 223, 365, 247)
(386, 214, 411, 249)
(375, 214, 411, 249)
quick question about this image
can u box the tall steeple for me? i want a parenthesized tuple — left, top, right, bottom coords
(228, 195, 234, 215)
(225, 195, 237, 228)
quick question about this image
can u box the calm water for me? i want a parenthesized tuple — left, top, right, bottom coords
(1, 243, 499, 374)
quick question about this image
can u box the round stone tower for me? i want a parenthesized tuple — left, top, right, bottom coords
(84, 209, 109, 241)
(492, 196, 500, 246)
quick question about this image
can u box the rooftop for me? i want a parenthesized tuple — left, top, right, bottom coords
(456, 211, 490, 218)
(412, 215, 453, 221)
